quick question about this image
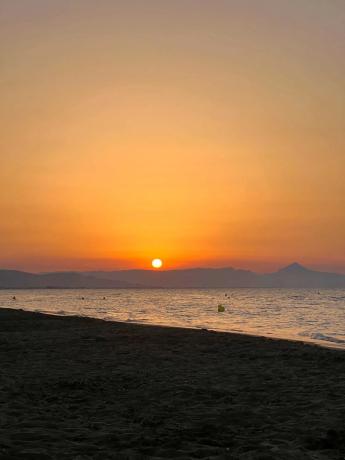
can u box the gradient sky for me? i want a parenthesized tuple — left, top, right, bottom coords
(1, 0, 344, 273)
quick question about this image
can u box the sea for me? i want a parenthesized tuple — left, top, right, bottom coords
(1, 288, 345, 350)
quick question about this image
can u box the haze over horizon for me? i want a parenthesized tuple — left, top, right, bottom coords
(1, 1, 344, 274)
(1, 261, 345, 277)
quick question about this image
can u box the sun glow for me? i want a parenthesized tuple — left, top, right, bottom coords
(152, 259, 163, 269)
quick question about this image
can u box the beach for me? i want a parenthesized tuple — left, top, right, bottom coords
(0, 308, 344, 459)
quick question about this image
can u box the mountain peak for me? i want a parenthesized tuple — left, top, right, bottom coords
(279, 262, 309, 273)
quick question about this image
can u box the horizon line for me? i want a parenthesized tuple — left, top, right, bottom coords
(1, 262, 345, 277)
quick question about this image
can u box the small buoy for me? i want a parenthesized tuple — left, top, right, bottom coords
(218, 304, 225, 312)
(81, 297, 85, 300)
(225, 293, 228, 297)
(12, 296, 16, 300)
(103, 297, 106, 300)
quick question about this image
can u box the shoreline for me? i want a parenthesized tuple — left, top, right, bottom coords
(1, 307, 345, 459)
(4, 304, 345, 352)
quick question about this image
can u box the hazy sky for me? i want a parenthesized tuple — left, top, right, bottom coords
(1, 0, 344, 272)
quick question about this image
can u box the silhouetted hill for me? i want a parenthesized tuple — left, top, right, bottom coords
(277, 262, 309, 273)
(0, 270, 139, 289)
(89, 264, 345, 288)
(1, 264, 345, 289)
(0, 270, 38, 288)
(90, 267, 258, 288)
(260, 263, 345, 288)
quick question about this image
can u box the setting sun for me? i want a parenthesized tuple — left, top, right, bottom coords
(152, 259, 163, 269)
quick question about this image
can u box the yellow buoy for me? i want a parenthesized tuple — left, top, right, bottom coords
(218, 304, 225, 312)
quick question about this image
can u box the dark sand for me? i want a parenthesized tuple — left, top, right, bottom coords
(0, 308, 345, 459)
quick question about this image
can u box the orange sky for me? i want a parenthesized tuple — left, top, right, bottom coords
(1, 1, 344, 273)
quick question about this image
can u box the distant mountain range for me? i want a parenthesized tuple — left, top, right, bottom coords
(0, 270, 140, 289)
(0, 263, 345, 288)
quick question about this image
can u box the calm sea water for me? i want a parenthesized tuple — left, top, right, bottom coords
(1, 288, 345, 349)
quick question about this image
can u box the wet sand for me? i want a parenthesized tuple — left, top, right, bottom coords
(0, 308, 344, 459)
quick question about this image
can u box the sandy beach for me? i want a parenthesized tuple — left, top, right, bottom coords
(0, 308, 344, 459)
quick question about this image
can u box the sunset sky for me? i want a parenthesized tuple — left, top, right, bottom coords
(1, 0, 344, 273)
